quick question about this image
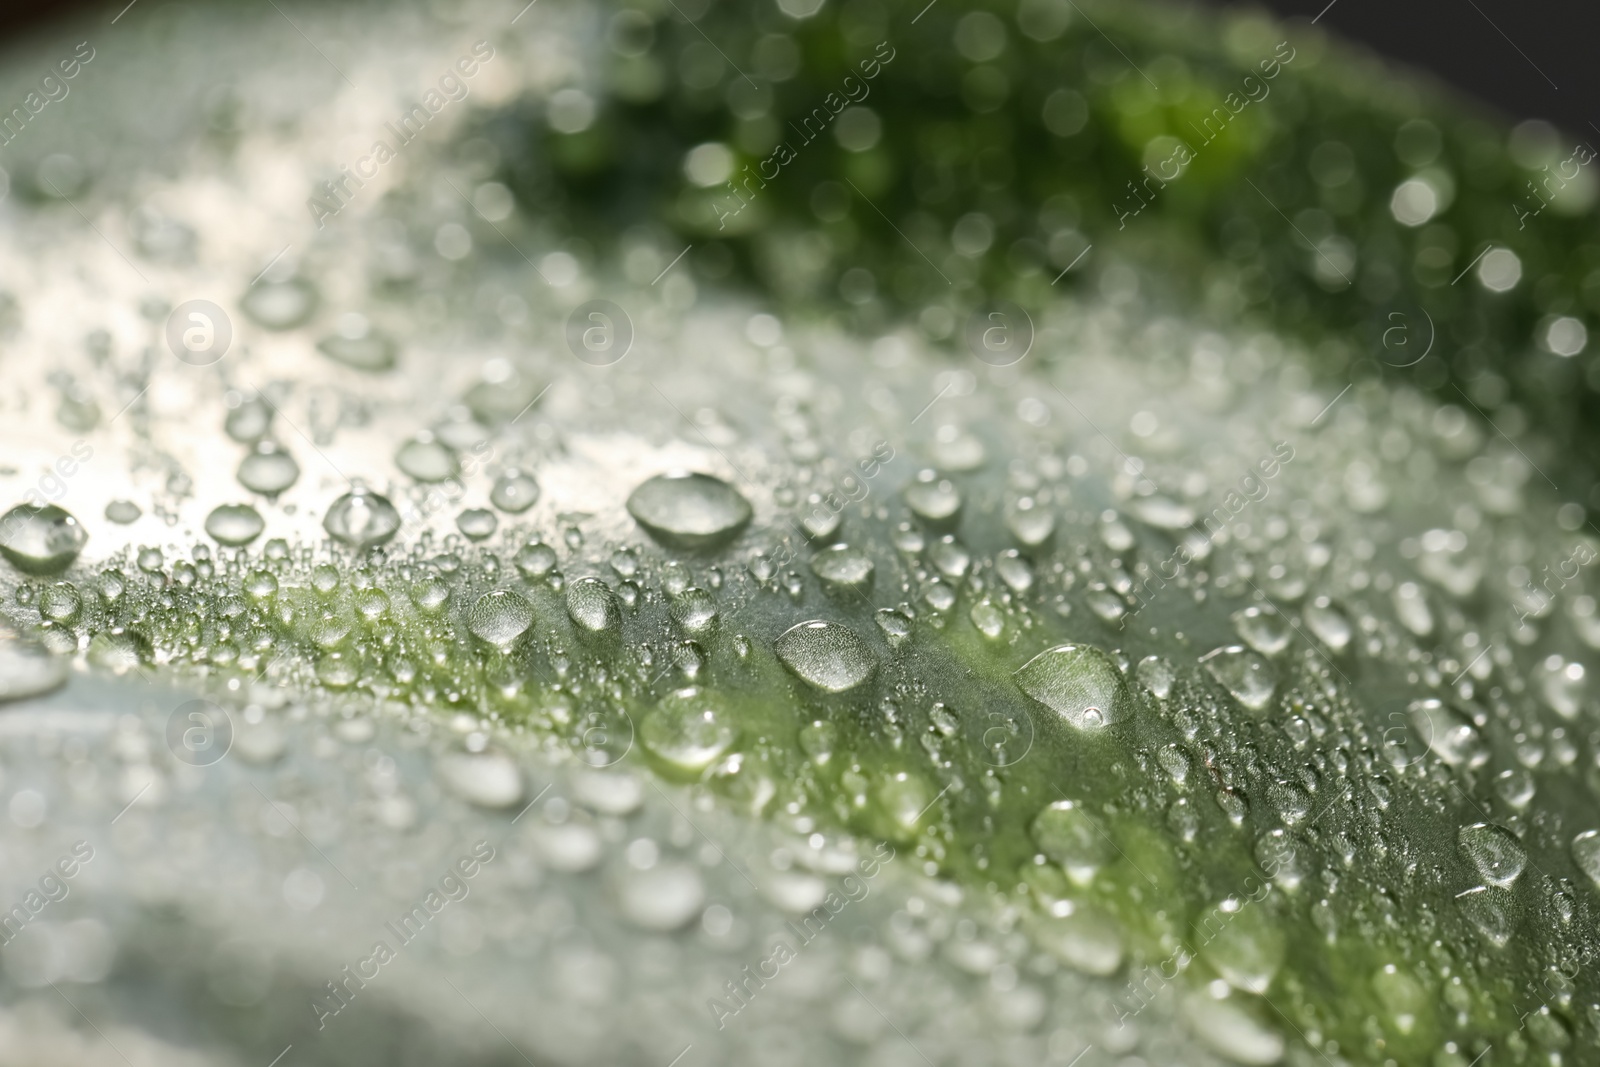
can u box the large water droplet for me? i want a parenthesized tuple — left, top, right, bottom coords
(237, 443, 300, 496)
(0, 504, 87, 575)
(490, 469, 541, 513)
(811, 544, 874, 588)
(322, 489, 401, 550)
(1200, 646, 1278, 713)
(456, 508, 498, 541)
(1459, 822, 1527, 887)
(566, 577, 620, 632)
(774, 620, 877, 693)
(317, 320, 397, 371)
(204, 504, 265, 546)
(626, 472, 752, 550)
(395, 435, 458, 483)
(468, 589, 533, 645)
(1029, 799, 1110, 882)
(1303, 596, 1352, 652)
(670, 587, 719, 634)
(1408, 698, 1488, 768)
(1014, 644, 1130, 729)
(1455, 884, 1514, 947)
(1180, 993, 1285, 1066)
(904, 469, 962, 526)
(616, 862, 705, 932)
(1570, 830, 1600, 888)
(1199, 900, 1286, 993)
(1232, 605, 1291, 655)
(0, 625, 69, 703)
(641, 687, 736, 772)
(439, 748, 524, 809)
(241, 277, 317, 329)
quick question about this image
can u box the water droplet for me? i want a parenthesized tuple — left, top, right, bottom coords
(995, 549, 1033, 593)
(0, 504, 87, 575)
(929, 535, 971, 579)
(1135, 654, 1174, 699)
(1393, 581, 1434, 636)
(104, 500, 142, 524)
(0, 625, 68, 702)
(322, 489, 401, 550)
(237, 443, 300, 496)
(1006, 498, 1054, 546)
(1035, 907, 1124, 975)
(395, 435, 458, 483)
(875, 607, 913, 642)
(1232, 605, 1291, 655)
(204, 504, 265, 546)
(626, 472, 752, 550)
(774, 620, 877, 693)
(1303, 596, 1352, 652)
(1409, 699, 1488, 768)
(489, 469, 541, 513)
(641, 687, 736, 772)
(1200, 646, 1278, 713)
(456, 508, 498, 541)
(514, 541, 557, 579)
(1014, 644, 1131, 729)
(566, 576, 620, 632)
(1570, 830, 1600, 888)
(670, 587, 718, 634)
(1538, 655, 1586, 719)
(316, 322, 397, 371)
(969, 599, 1006, 640)
(812, 544, 874, 588)
(224, 395, 273, 442)
(616, 862, 705, 931)
(1459, 822, 1527, 887)
(241, 277, 317, 329)
(905, 469, 962, 526)
(1455, 884, 1514, 947)
(1180, 993, 1285, 1066)
(439, 748, 524, 809)
(1127, 495, 1195, 530)
(468, 589, 533, 645)
(1199, 900, 1285, 993)
(1029, 800, 1110, 882)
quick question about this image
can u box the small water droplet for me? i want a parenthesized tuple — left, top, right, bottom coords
(456, 508, 498, 541)
(1459, 822, 1527, 887)
(395, 434, 458, 483)
(811, 544, 874, 588)
(566, 577, 620, 632)
(904, 469, 962, 526)
(489, 469, 541, 513)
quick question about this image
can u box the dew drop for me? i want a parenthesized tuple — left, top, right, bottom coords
(0, 625, 69, 703)
(316, 321, 397, 372)
(489, 469, 541, 513)
(0, 504, 87, 575)
(1303, 596, 1352, 652)
(626, 472, 752, 551)
(1570, 830, 1600, 888)
(204, 504, 265, 546)
(515, 541, 558, 579)
(468, 589, 534, 646)
(241, 277, 317, 329)
(1459, 822, 1527, 887)
(439, 748, 524, 809)
(104, 500, 142, 524)
(456, 508, 498, 541)
(1200, 645, 1278, 713)
(641, 687, 736, 772)
(322, 489, 401, 550)
(774, 620, 877, 693)
(670, 587, 719, 634)
(811, 544, 874, 588)
(904, 469, 962, 526)
(395, 435, 458, 483)
(1014, 643, 1130, 729)
(1029, 800, 1110, 883)
(1232, 605, 1291, 655)
(237, 443, 300, 496)
(566, 576, 620, 632)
